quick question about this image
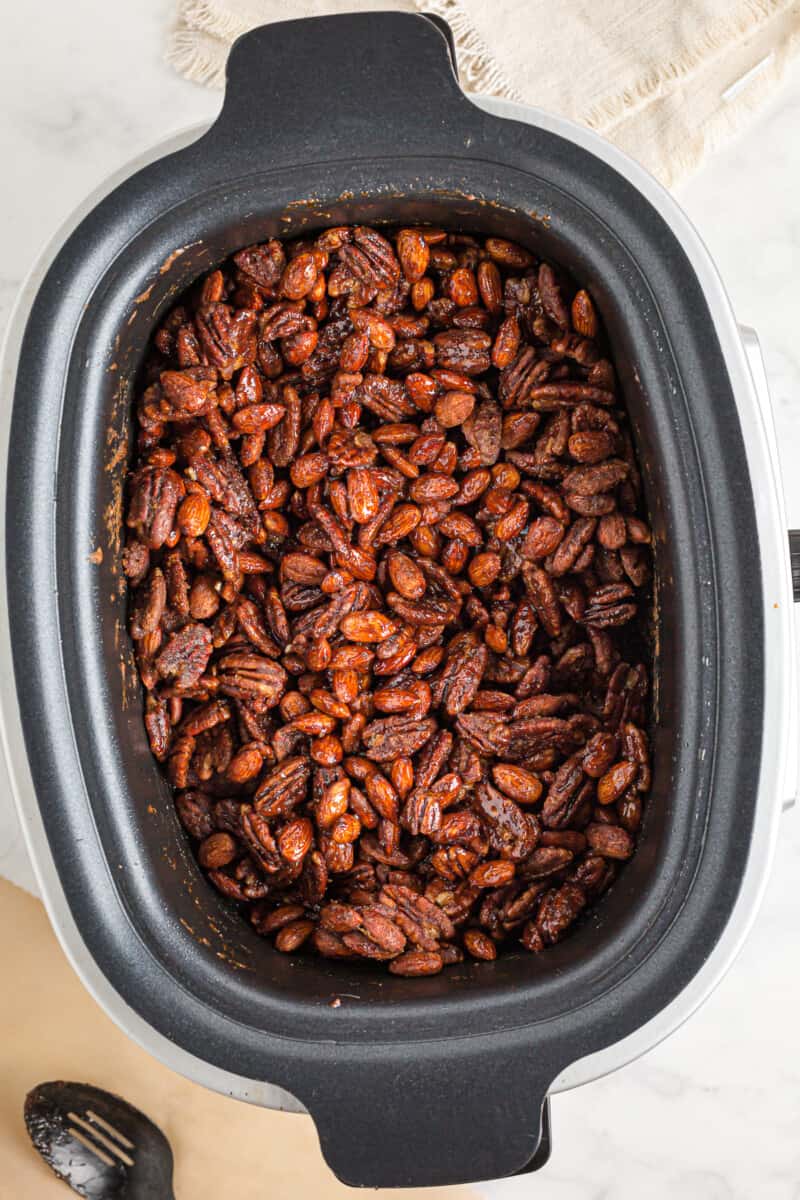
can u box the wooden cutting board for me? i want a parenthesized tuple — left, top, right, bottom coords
(0, 877, 472, 1199)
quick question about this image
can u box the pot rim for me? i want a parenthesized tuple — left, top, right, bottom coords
(0, 94, 793, 1105)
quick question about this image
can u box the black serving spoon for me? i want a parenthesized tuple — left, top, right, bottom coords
(25, 1081, 175, 1198)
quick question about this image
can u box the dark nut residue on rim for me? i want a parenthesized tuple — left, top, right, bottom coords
(124, 225, 652, 974)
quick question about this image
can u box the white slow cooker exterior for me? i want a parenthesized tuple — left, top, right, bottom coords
(0, 96, 796, 1114)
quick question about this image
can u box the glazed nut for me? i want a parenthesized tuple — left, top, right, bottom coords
(126, 224, 651, 976)
(434, 390, 475, 428)
(596, 760, 639, 805)
(198, 832, 237, 869)
(468, 551, 501, 588)
(177, 492, 211, 538)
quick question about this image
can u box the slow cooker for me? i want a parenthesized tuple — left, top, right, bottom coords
(1, 12, 798, 1187)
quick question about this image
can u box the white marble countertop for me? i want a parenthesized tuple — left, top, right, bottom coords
(1, 3, 799, 1196)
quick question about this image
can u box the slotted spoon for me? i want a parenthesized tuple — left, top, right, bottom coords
(25, 1081, 175, 1198)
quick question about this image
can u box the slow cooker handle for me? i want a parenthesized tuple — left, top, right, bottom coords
(304, 1044, 556, 1187)
(196, 11, 481, 168)
(199, 12, 558, 1186)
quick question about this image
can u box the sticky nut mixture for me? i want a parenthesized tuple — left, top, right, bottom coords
(123, 225, 652, 977)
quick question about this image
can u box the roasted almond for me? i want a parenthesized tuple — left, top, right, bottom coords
(127, 227, 652, 977)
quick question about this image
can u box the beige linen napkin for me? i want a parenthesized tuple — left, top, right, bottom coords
(166, 0, 800, 187)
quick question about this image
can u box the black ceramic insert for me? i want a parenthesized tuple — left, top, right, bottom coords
(6, 13, 763, 1187)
